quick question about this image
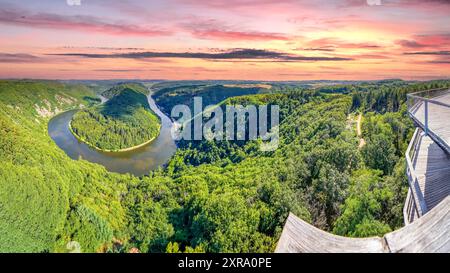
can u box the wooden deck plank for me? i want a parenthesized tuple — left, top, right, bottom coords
(275, 197, 450, 253)
(412, 133, 450, 211)
(385, 196, 450, 253)
(275, 213, 388, 253)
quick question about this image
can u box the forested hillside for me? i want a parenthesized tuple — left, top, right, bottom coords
(71, 84, 160, 151)
(151, 83, 270, 116)
(101, 82, 149, 99)
(1, 79, 449, 253)
(0, 80, 128, 252)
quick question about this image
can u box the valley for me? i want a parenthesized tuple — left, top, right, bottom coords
(1, 79, 450, 253)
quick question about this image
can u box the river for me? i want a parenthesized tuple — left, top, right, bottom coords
(48, 94, 177, 176)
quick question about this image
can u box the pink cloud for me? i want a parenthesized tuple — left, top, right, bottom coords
(190, 29, 289, 41)
(182, 18, 290, 41)
(396, 39, 428, 49)
(397, 34, 450, 50)
(307, 38, 381, 50)
(0, 7, 172, 37)
(414, 34, 450, 47)
(391, 0, 450, 13)
(0, 53, 39, 63)
(179, 0, 297, 9)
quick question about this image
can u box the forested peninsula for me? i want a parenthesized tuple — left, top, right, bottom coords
(70, 84, 161, 152)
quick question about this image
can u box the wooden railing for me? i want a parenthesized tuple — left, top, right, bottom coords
(407, 88, 450, 154)
(403, 189, 416, 225)
(404, 128, 428, 223)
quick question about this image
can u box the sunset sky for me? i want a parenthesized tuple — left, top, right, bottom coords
(0, 0, 449, 80)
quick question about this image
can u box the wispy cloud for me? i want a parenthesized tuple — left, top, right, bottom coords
(60, 46, 146, 51)
(1, 0, 449, 80)
(429, 59, 450, 64)
(307, 38, 381, 50)
(190, 29, 290, 41)
(0, 53, 39, 63)
(92, 69, 147, 72)
(396, 39, 428, 49)
(49, 48, 353, 62)
(0, 7, 172, 37)
(404, 51, 450, 55)
(302, 47, 335, 52)
(181, 18, 290, 41)
(397, 34, 450, 50)
(403, 50, 450, 65)
(179, 0, 298, 9)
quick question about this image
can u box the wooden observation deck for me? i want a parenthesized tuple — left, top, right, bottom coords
(404, 88, 450, 223)
(276, 88, 450, 253)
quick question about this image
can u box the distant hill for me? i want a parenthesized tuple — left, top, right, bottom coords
(151, 83, 271, 115)
(101, 82, 149, 99)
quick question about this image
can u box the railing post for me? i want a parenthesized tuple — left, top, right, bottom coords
(424, 100, 428, 135)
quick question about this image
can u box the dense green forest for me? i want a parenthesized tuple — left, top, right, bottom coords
(152, 83, 271, 116)
(71, 84, 160, 151)
(0, 79, 449, 253)
(101, 82, 149, 99)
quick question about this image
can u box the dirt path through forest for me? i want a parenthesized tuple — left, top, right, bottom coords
(357, 113, 366, 148)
